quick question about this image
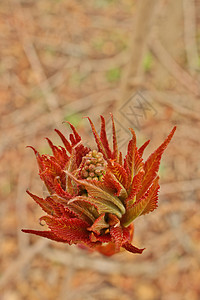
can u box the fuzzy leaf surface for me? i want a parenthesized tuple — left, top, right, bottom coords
(137, 126, 176, 199)
(65, 171, 125, 216)
(68, 196, 99, 223)
(122, 176, 159, 226)
(41, 216, 90, 244)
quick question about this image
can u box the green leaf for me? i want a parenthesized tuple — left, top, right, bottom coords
(68, 196, 99, 223)
(65, 170, 126, 216)
(121, 176, 159, 227)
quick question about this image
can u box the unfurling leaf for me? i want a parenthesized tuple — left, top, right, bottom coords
(23, 116, 176, 256)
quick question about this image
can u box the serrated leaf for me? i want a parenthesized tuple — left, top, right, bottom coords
(21, 229, 66, 242)
(65, 121, 81, 144)
(119, 151, 123, 165)
(55, 129, 72, 154)
(137, 126, 176, 199)
(86, 116, 108, 159)
(125, 128, 136, 181)
(124, 133, 144, 186)
(102, 171, 128, 200)
(46, 138, 69, 168)
(125, 170, 144, 209)
(84, 180, 125, 215)
(41, 216, 90, 244)
(138, 140, 150, 156)
(110, 113, 118, 161)
(65, 148, 78, 194)
(52, 179, 72, 201)
(65, 171, 125, 216)
(122, 176, 159, 226)
(134, 147, 144, 174)
(140, 177, 160, 215)
(122, 225, 133, 244)
(68, 196, 99, 223)
(100, 115, 112, 158)
(74, 143, 90, 166)
(107, 160, 128, 189)
(110, 225, 123, 252)
(26, 190, 53, 216)
(86, 196, 123, 218)
(38, 155, 66, 193)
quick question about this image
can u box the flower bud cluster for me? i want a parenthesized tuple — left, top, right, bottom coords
(81, 150, 106, 181)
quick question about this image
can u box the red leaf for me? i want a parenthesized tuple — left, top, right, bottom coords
(122, 176, 160, 226)
(55, 129, 72, 154)
(107, 213, 120, 226)
(26, 190, 75, 218)
(107, 160, 128, 190)
(110, 113, 118, 161)
(44, 197, 65, 218)
(86, 116, 108, 159)
(110, 225, 123, 252)
(46, 138, 69, 168)
(56, 124, 89, 166)
(137, 126, 176, 199)
(69, 133, 75, 145)
(122, 242, 145, 254)
(38, 155, 66, 192)
(88, 213, 109, 234)
(125, 128, 136, 181)
(100, 115, 112, 158)
(140, 176, 160, 215)
(21, 229, 65, 242)
(41, 216, 90, 244)
(122, 225, 134, 244)
(74, 143, 90, 166)
(53, 180, 73, 201)
(138, 140, 150, 157)
(65, 148, 78, 195)
(102, 171, 128, 200)
(68, 195, 99, 223)
(26, 190, 53, 216)
(134, 147, 144, 174)
(125, 170, 144, 209)
(124, 141, 144, 188)
(27, 146, 46, 174)
(66, 121, 82, 144)
(119, 151, 123, 165)
(90, 232, 111, 243)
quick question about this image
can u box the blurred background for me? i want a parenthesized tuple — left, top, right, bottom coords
(0, 0, 200, 299)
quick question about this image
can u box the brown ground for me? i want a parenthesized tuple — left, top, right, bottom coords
(0, 0, 200, 299)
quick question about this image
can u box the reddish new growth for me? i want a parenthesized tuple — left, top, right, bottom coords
(22, 115, 176, 256)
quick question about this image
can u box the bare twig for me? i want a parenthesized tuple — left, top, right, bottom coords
(149, 31, 200, 97)
(42, 246, 182, 278)
(119, 0, 159, 106)
(150, 90, 200, 122)
(11, 0, 63, 128)
(0, 89, 117, 157)
(160, 178, 200, 195)
(59, 266, 75, 300)
(0, 239, 49, 289)
(183, 0, 199, 75)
